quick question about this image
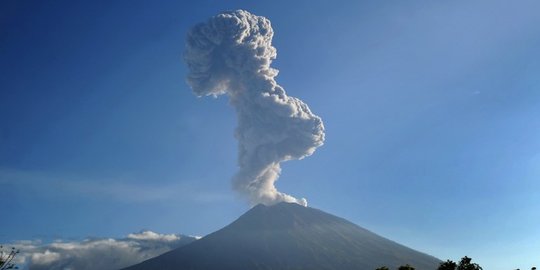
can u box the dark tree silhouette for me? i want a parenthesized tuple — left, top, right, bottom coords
(456, 256, 482, 270)
(398, 264, 415, 270)
(375, 266, 390, 270)
(438, 260, 458, 270)
(0, 246, 19, 270)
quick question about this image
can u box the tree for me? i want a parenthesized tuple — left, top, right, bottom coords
(438, 260, 458, 270)
(457, 256, 482, 270)
(0, 246, 19, 270)
(398, 264, 415, 270)
(375, 267, 389, 270)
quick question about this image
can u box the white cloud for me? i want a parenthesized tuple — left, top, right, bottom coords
(6, 231, 198, 270)
(30, 250, 61, 265)
(126, 231, 179, 242)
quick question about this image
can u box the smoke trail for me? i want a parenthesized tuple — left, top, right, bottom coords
(184, 10, 325, 206)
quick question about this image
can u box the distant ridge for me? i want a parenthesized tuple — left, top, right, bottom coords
(123, 202, 440, 270)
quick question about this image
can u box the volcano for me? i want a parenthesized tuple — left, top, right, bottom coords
(123, 202, 440, 270)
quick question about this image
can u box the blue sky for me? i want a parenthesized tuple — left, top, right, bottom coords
(1, 1, 539, 269)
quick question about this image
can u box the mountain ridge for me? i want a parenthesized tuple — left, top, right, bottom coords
(123, 202, 440, 270)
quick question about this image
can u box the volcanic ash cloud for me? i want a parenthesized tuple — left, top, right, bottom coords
(184, 10, 325, 206)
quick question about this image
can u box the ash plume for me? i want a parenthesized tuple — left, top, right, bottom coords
(184, 10, 325, 206)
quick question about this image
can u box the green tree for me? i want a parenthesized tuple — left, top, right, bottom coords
(398, 264, 415, 270)
(457, 256, 482, 270)
(0, 246, 19, 270)
(438, 260, 458, 270)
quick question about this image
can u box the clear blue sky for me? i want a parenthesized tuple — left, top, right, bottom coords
(1, 1, 539, 269)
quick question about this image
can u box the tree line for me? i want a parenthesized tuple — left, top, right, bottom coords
(376, 256, 536, 270)
(1, 248, 537, 270)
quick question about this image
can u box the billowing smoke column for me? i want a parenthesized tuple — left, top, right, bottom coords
(184, 10, 325, 206)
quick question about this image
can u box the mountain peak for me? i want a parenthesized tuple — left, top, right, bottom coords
(230, 202, 348, 230)
(123, 203, 440, 270)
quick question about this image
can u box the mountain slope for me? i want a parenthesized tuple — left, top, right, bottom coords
(123, 202, 440, 270)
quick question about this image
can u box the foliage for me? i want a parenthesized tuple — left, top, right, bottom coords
(457, 256, 482, 270)
(374, 256, 537, 270)
(434, 256, 482, 270)
(438, 260, 458, 270)
(0, 246, 19, 270)
(398, 264, 415, 270)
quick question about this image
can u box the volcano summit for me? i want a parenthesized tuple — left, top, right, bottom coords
(123, 203, 440, 270)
